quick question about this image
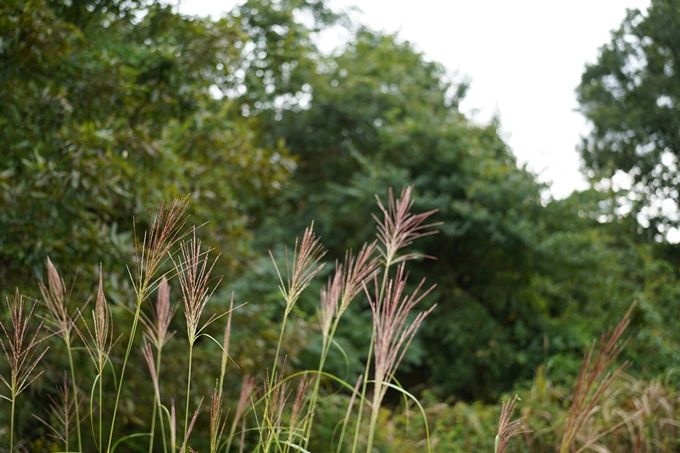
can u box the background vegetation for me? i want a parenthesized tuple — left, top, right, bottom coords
(2, 0, 680, 451)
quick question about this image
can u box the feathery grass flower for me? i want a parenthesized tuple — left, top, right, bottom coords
(365, 263, 436, 453)
(495, 395, 529, 453)
(132, 198, 189, 302)
(40, 257, 73, 336)
(142, 276, 177, 349)
(559, 303, 635, 453)
(318, 265, 343, 342)
(369, 264, 436, 403)
(176, 229, 222, 345)
(225, 375, 258, 453)
(209, 382, 229, 453)
(142, 340, 162, 408)
(39, 257, 85, 451)
(34, 372, 80, 452)
(77, 267, 116, 374)
(0, 291, 49, 395)
(373, 186, 439, 266)
(0, 290, 49, 451)
(271, 224, 326, 314)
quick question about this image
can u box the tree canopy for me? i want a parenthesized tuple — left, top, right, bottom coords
(0, 0, 294, 291)
(577, 0, 680, 237)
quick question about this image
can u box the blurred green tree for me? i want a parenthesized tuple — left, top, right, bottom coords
(0, 0, 294, 293)
(577, 0, 680, 238)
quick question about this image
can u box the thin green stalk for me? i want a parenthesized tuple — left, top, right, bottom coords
(351, 337, 374, 453)
(303, 347, 329, 443)
(225, 421, 238, 453)
(183, 344, 195, 453)
(148, 389, 157, 452)
(365, 390, 381, 453)
(10, 397, 15, 453)
(261, 312, 289, 452)
(270, 313, 288, 391)
(106, 302, 143, 453)
(158, 350, 169, 453)
(302, 320, 338, 449)
(99, 369, 103, 452)
(66, 337, 83, 452)
(148, 386, 158, 453)
(336, 374, 362, 453)
(149, 349, 168, 453)
(218, 298, 234, 401)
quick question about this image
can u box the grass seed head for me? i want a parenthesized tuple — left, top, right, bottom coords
(559, 302, 635, 453)
(75, 266, 115, 374)
(496, 395, 529, 453)
(133, 198, 189, 301)
(373, 186, 440, 265)
(175, 228, 222, 344)
(368, 263, 436, 402)
(209, 382, 229, 453)
(143, 276, 177, 350)
(39, 257, 72, 337)
(271, 224, 326, 313)
(0, 289, 49, 398)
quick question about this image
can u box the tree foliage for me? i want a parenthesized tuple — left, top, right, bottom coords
(577, 0, 680, 236)
(0, 0, 294, 291)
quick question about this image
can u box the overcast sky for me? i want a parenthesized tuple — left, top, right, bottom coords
(178, 0, 651, 199)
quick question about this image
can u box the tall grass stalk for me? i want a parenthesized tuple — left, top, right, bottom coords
(364, 264, 435, 453)
(175, 229, 222, 453)
(106, 199, 187, 453)
(351, 186, 439, 453)
(336, 374, 363, 453)
(225, 374, 257, 453)
(303, 244, 379, 450)
(269, 224, 326, 384)
(142, 277, 176, 453)
(40, 257, 83, 451)
(142, 340, 167, 453)
(75, 267, 116, 452)
(558, 302, 635, 453)
(267, 225, 325, 447)
(0, 290, 49, 452)
(34, 372, 78, 451)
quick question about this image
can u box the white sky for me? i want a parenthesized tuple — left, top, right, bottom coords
(178, 0, 651, 199)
